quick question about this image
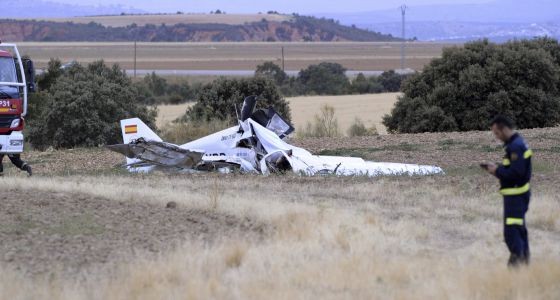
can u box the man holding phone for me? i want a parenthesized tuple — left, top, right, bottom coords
(482, 115, 532, 267)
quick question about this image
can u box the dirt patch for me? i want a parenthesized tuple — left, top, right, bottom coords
(0, 189, 267, 277)
(20, 147, 124, 176)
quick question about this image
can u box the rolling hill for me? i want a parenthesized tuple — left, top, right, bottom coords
(0, 15, 401, 42)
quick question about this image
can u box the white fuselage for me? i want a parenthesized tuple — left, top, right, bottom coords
(180, 119, 444, 177)
(118, 117, 444, 177)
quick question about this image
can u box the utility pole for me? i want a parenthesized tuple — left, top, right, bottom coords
(400, 4, 408, 70)
(133, 41, 137, 78)
(281, 46, 285, 71)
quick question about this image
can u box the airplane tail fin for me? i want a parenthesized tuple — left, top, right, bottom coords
(119, 118, 162, 168)
(120, 118, 162, 144)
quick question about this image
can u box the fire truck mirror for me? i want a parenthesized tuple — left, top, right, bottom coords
(23, 59, 36, 93)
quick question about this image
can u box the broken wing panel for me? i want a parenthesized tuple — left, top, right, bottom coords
(317, 156, 444, 176)
(107, 138, 204, 169)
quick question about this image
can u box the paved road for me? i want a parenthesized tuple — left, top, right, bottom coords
(37, 68, 415, 77)
(123, 69, 415, 77)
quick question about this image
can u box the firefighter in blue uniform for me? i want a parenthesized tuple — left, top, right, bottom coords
(483, 115, 532, 267)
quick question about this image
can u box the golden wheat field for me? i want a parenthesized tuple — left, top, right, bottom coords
(288, 93, 399, 135)
(154, 93, 399, 134)
(155, 103, 194, 127)
(0, 127, 559, 299)
(17, 42, 447, 71)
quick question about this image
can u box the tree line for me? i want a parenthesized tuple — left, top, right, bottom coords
(383, 38, 560, 133)
(26, 37, 560, 150)
(131, 62, 408, 106)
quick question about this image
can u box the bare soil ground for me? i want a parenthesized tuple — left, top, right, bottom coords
(0, 126, 558, 299)
(18, 42, 448, 71)
(0, 189, 266, 277)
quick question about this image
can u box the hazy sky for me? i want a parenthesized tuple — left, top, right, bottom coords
(48, 0, 494, 14)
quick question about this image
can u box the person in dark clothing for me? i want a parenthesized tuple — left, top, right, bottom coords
(0, 153, 32, 176)
(482, 115, 532, 267)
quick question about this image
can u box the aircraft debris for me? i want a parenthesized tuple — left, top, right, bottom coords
(107, 96, 444, 177)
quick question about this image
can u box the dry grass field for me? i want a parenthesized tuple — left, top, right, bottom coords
(31, 14, 292, 27)
(153, 93, 399, 135)
(0, 127, 558, 299)
(17, 42, 448, 71)
(155, 102, 194, 127)
(288, 93, 399, 135)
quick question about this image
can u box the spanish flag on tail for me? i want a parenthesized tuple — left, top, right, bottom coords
(125, 124, 138, 134)
(120, 118, 162, 143)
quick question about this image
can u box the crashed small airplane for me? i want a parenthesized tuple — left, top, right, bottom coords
(107, 96, 443, 177)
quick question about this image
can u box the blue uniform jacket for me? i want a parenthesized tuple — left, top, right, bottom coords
(495, 133, 532, 196)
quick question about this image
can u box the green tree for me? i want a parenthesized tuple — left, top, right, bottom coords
(36, 58, 63, 91)
(350, 73, 384, 94)
(297, 62, 350, 95)
(379, 70, 406, 92)
(183, 77, 291, 122)
(28, 60, 156, 149)
(255, 62, 288, 85)
(383, 38, 560, 133)
(143, 72, 167, 96)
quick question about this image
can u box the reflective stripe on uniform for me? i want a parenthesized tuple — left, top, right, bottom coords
(502, 158, 511, 166)
(500, 183, 530, 196)
(506, 217, 524, 226)
(524, 149, 533, 159)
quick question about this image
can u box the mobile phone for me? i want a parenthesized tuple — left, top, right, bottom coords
(480, 163, 490, 170)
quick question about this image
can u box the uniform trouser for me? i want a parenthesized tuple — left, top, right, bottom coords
(503, 191, 530, 262)
(0, 154, 27, 173)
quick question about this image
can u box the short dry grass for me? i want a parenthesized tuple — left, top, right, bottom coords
(1, 127, 559, 299)
(1, 174, 559, 299)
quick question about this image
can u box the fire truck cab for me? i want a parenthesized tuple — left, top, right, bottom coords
(0, 42, 35, 154)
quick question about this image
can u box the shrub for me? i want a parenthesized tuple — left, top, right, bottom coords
(297, 104, 340, 138)
(378, 70, 407, 92)
(182, 77, 291, 123)
(36, 59, 63, 91)
(383, 38, 560, 133)
(143, 72, 167, 96)
(134, 73, 196, 105)
(296, 62, 350, 95)
(28, 60, 156, 149)
(350, 73, 384, 94)
(347, 118, 378, 137)
(255, 61, 288, 85)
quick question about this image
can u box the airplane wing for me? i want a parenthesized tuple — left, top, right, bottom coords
(106, 138, 204, 169)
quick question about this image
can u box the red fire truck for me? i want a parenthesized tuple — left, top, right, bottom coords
(0, 42, 35, 154)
